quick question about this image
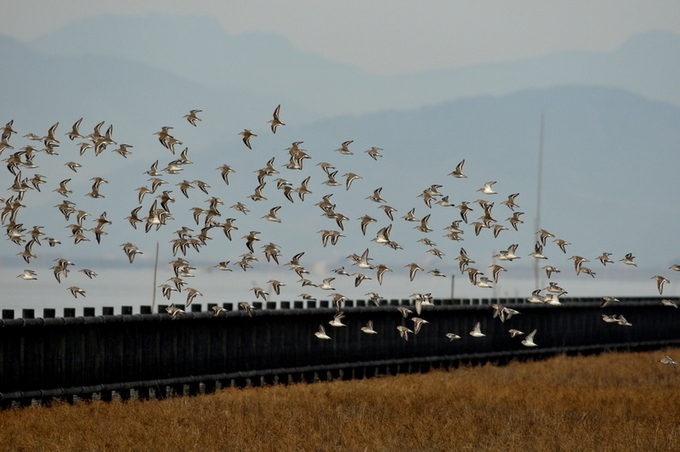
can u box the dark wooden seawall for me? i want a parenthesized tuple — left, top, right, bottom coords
(1, 296, 678, 406)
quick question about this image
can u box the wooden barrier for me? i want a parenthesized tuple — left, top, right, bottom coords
(0, 297, 678, 406)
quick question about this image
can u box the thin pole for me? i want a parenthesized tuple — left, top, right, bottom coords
(151, 241, 159, 312)
(450, 275, 455, 302)
(534, 113, 545, 289)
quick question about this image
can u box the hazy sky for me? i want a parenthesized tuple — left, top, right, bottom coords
(3, 1, 680, 75)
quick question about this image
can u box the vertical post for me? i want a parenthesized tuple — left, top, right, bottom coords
(450, 275, 455, 301)
(151, 241, 159, 312)
(534, 113, 545, 289)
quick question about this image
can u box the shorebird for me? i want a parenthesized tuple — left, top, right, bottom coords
(78, 269, 98, 279)
(411, 317, 430, 334)
(212, 306, 227, 317)
(158, 284, 176, 299)
(652, 275, 670, 295)
(660, 355, 677, 369)
(239, 129, 257, 149)
(521, 329, 538, 347)
(352, 272, 371, 287)
(477, 181, 497, 195)
(524, 289, 542, 304)
(446, 333, 461, 341)
(239, 302, 257, 317)
(121, 242, 143, 263)
(597, 252, 615, 266)
(252, 287, 269, 301)
(661, 299, 678, 308)
(531, 231, 552, 248)
(17, 269, 37, 280)
(183, 109, 202, 126)
(553, 239, 571, 253)
(415, 214, 433, 233)
(375, 264, 392, 285)
(427, 248, 445, 260)
(397, 307, 413, 318)
(365, 292, 382, 306)
(343, 172, 362, 190)
(54, 178, 72, 197)
(620, 253, 637, 267)
(372, 225, 392, 246)
(318, 277, 336, 290)
(68, 286, 86, 298)
(405, 263, 424, 281)
(429, 269, 447, 277)
(508, 329, 524, 338)
(262, 206, 282, 223)
(448, 159, 467, 178)
(358, 215, 377, 235)
(495, 244, 520, 261)
(603, 314, 622, 324)
(543, 265, 560, 278)
(267, 280, 285, 295)
(185, 288, 202, 306)
(506, 211, 524, 231)
(335, 140, 354, 155)
(268, 105, 285, 133)
(617, 315, 632, 327)
(353, 248, 374, 269)
(364, 147, 383, 160)
(601, 296, 620, 308)
(379, 204, 397, 221)
(328, 311, 346, 327)
(469, 322, 486, 338)
(570, 255, 589, 275)
(397, 325, 414, 341)
(315, 324, 332, 340)
(330, 293, 348, 310)
(529, 242, 548, 260)
(367, 187, 386, 203)
(217, 164, 236, 185)
(165, 304, 185, 320)
(670, 265, 680, 272)
(501, 193, 520, 211)
(361, 321, 378, 334)
(476, 276, 493, 288)
(65, 161, 82, 172)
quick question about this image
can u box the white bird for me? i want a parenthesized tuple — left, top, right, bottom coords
(361, 320, 378, 334)
(17, 269, 37, 280)
(328, 311, 347, 327)
(315, 324, 332, 340)
(317, 277, 336, 290)
(469, 322, 486, 338)
(445, 333, 461, 341)
(521, 329, 538, 347)
(477, 181, 497, 195)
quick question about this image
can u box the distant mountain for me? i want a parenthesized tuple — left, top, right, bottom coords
(27, 14, 680, 115)
(0, 33, 317, 156)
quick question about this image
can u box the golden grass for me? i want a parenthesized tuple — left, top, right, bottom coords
(1, 349, 679, 451)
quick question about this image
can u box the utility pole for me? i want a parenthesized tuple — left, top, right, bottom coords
(534, 114, 545, 289)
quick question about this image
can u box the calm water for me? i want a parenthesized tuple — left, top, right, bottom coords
(1, 264, 673, 316)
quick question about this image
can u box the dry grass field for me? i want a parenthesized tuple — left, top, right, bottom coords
(0, 348, 679, 451)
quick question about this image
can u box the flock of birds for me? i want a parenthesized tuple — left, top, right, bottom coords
(1, 105, 678, 356)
